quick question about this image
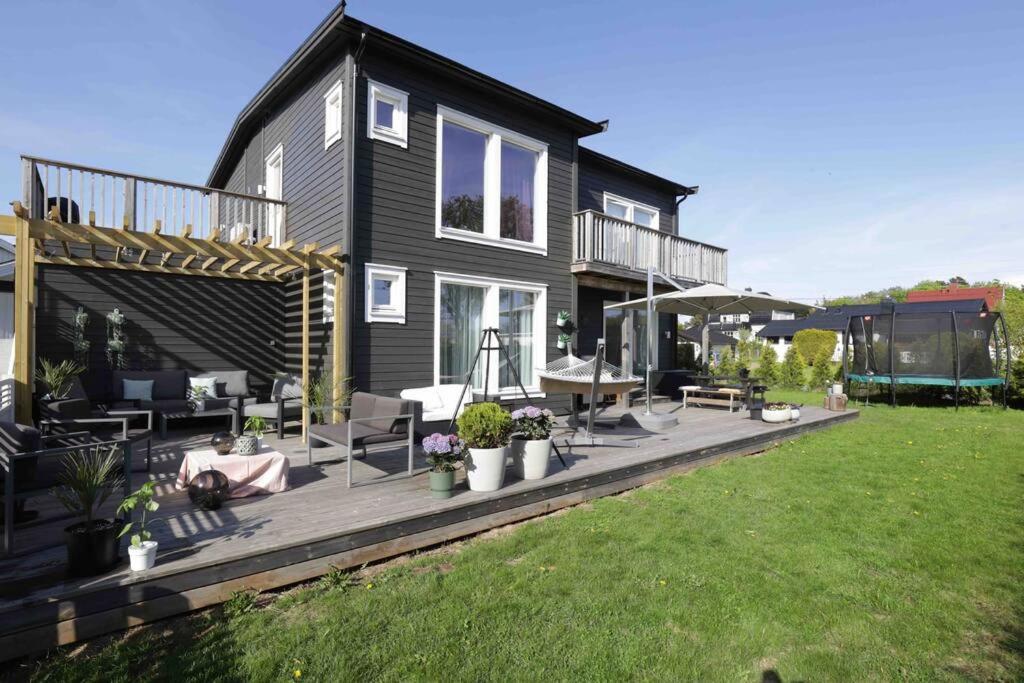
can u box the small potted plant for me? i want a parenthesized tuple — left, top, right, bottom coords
(456, 402, 512, 492)
(52, 445, 125, 577)
(761, 402, 792, 424)
(117, 481, 161, 572)
(556, 310, 571, 328)
(557, 333, 571, 351)
(238, 416, 267, 455)
(422, 433, 465, 499)
(510, 406, 555, 480)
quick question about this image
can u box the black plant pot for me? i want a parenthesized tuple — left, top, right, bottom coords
(64, 519, 121, 577)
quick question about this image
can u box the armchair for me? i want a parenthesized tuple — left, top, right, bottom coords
(235, 374, 304, 439)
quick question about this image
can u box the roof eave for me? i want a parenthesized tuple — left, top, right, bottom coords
(578, 146, 697, 197)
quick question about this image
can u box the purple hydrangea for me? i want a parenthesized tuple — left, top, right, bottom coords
(422, 433, 465, 473)
(510, 405, 555, 440)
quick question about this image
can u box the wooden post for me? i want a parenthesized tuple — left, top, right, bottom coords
(331, 265, 344, 423)
(301, 261, 311, 443)
(13, 216, 35, 424)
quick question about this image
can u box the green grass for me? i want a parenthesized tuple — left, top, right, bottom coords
(22, 396, 1024, 682)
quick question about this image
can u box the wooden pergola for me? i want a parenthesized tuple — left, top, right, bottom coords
(1, 203, 346, 439)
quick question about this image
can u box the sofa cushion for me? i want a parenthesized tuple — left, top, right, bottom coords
(122, 379, 154, 402)
(194, 370, 249, 398)
(370, 395, 411, 434)
(309, 421, 405, 448)
(349, 392, 376, 421)
(112, 370, 187, 401)
(188, 376, 218, 402)
(271, 374, 303, 400)
(244, 401, 303, 419)
(400, 386, 443, 412)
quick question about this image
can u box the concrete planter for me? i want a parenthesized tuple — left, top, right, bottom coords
(761, 407, 792, 423)
(510, 437, 551, 480)
(465, 446, 507, 492)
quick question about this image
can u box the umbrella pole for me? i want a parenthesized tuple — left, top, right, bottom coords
(646, 265, 654, 416)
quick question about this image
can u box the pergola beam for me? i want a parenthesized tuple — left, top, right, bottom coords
(35, 255, 284, 282)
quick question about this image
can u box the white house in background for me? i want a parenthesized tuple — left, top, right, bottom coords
(709, 310, 796, 339)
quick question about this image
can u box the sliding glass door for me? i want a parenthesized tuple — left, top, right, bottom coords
(439, 282, 485, 388)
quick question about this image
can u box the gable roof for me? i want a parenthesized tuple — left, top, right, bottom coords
(578, 147, 698, 197)
(207, 5, 606, 187)
(756, 299, 988, 338)
(679, 325, 737, 347)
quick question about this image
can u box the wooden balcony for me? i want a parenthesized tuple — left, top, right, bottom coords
(20, 155, 286, 245)
(572, 210, 727, 286)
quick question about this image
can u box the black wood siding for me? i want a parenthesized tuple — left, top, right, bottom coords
(36, 267, 285, 401)
(351, 50, 577, 411)
(578, 160, 678, 233)
(577, 284, 678, 371)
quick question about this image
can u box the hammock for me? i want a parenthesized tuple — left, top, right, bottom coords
(537, 354, 641, 395)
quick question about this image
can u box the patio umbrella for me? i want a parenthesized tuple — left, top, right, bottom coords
(604, 282, 818, 369)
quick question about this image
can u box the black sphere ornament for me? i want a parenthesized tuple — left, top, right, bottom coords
(188, 470, 230, 510)
(210, 431, 236, 456)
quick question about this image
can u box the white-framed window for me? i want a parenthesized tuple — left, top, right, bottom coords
(434, 271, 547, 396)
(264, 143, 284, 246)
(365, 263, 407, 324)
(435, 105, 548, 255)
(367, 80, 408, 148)
(603, 192, 660, 230)
(324, 80, 343, 149)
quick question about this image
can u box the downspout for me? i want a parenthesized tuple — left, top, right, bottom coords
(341, 31, 367, 394)
(673, 186, 698, 235)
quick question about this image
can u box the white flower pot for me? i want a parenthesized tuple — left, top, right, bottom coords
(556, 340, 567, 350)
(790, 407, 801, 421)
(465, 446, 508, 491)
(556, 314, 570, 328)
(830, 383, 844, 396)
(511, 437, 551, 480)
(128, 540, 158, 572)
(762, 407, 792, 423)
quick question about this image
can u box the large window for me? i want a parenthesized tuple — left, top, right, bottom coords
(603, 192, 660, 231)
(436, 106, 548, 254)
(435, 272, 547, 394)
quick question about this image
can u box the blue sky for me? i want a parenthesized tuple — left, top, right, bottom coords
(2, 0, 1022, 301)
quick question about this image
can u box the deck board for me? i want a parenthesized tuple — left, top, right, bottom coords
(0, 403, 856, 659)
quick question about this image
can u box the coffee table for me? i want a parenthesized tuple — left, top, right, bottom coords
(175, 444, 290, 498)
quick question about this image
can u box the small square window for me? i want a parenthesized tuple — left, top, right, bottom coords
(367, 80, 408, 148)
(365, 263, 407, 323)
(324, 80, 343, 149)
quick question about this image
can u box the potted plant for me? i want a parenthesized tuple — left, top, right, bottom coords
(35, 357, 85, 400)
(557, 333, 571, 351)
(52, 445, 125, 577)
(510, 406, 555, 480)
(456, 402, 512, 492)
(761, 402, 792, 424)
(117, 481, 161, 571)
(555, 310, 571, 328)
(238, 416, 267, 455)
(422, 433, 465, 499)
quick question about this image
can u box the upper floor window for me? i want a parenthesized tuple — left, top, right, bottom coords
(603, 192, 660, 230)
(367, 80, 408, 148)
(324, 80, 343, 149)
(436, 105, 548, 255)
(365, 263, 407, 324)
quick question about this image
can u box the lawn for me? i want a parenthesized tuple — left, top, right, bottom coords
(22, 394, 1024, 682)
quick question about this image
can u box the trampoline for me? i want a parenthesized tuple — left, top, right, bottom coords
(842, 306, 1011, 408)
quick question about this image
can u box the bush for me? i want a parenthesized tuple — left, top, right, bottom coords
(758, 344, 780, 387)
(456, 402, 512, 449)
(780, 346, 806, 389)
(810, 350, 835, 390)
(715, 348, 737, 377)
(792, 329, 837, 365)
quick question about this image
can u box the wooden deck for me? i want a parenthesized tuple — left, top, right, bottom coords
(0, 403, 857, 661)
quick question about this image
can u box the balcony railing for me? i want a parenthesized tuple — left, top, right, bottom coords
(20, 155, 286, 245)
(573, 210, 727, 285)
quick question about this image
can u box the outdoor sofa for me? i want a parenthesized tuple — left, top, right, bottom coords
(233, 373, 304, 439)
(307, 392, 420, 488)
(399, 383, 472, 436)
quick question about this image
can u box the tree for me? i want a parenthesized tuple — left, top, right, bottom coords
(735, 327, 757, 372)
(792, 329, 836, 365)
(715, 347, 737, 377)
(780, 346, 806, 389)
(758, 343, 780, 387)
(810, 349, 835, 389)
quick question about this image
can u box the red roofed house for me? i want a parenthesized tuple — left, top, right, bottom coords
(906, 283, 1004, 311)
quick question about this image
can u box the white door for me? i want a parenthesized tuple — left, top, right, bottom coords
(265, 144, 284, 246)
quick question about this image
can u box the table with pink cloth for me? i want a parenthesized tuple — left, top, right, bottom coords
(175, 446, 290, 498)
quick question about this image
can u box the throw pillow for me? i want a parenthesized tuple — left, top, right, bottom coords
(189, 376, 218, 402)
(122, 379, 154, 402)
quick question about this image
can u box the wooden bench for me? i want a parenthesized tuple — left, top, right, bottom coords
(680, 385, 743, 412)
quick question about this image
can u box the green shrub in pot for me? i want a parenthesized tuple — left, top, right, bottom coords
(456, 403, 513, 492)
(52, 445, 125, 576)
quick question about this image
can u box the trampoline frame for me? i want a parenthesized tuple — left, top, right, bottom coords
(841, 308, 1010, 409)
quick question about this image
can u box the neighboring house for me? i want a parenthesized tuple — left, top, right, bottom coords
(677, 324, 736, 366)
(710, 309, 796, 339)
(906, 283, 1004, 311)
(24, 6, 728, 412)
(756, 299, 989, 362)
